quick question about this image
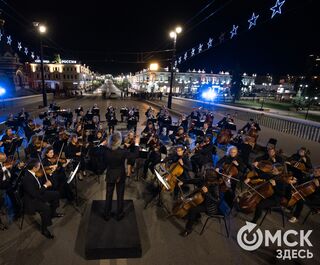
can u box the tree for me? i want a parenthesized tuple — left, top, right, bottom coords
(230, 69, 243, 102)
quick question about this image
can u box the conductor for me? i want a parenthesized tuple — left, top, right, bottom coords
(101, 131, 139, 221)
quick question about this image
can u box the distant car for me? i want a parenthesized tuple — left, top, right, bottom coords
(109, 92, 119, 99)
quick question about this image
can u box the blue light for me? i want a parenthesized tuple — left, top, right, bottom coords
(0, 87, 6, 96)
(202, 89, 216, 101)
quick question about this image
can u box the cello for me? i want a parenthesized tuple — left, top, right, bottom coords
(238, 173, 293, 214)
(172, 171, 222, 218)
(283, 178, 319, 207)
(216, 129, 232, 145)
(161, 162, 184, 192)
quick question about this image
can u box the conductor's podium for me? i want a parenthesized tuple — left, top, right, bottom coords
(85, 200, 142, 260)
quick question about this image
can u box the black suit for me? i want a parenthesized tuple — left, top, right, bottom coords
(22, 171, 60, 228)
(102, 146, 138, 216)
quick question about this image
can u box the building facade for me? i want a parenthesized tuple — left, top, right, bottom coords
(130, 68, 255, 95)
(26, 59, 94, 93)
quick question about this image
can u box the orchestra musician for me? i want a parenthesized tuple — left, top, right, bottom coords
(215, 146, 245, 206)
(288, 166, 320, 223)
(1, 128, 21, 157)
(65, 134, 87, 180)
(42, 146, 74, 202)
(162, 145, 192, 199)
(240, 118, 261, 134)
(6, 113, 19, 131)
(143, 134, 166, 179)
(253, 146, 284, 166)
(178, 169, 220, 237)
(141, 121, 157, 144)
(127, 108, 138, 132)
(17, 108, 30, 126)
(249, 173, 296, 224)
(286, 147, 313, 184)
(101, 132, 140, 221)
(217, 114, 234, 129)
(105, 106, 118, 134)
(123, 131, 136, 178)
(120, 106, 129, 122)
(23, 119, 42, 141)
(191, 135, 216, 173)
(169, 127, 190, 147)
(22, 159, 63, 239)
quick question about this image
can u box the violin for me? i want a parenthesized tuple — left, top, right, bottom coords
(0, 152, 6, 163)
(34, 136, 48, 150)
(48, 154, 68, 165)
(2, 156, 16, 169)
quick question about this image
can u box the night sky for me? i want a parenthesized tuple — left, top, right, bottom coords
(1, 0, 318, 75)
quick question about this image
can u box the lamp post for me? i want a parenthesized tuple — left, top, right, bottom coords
(305, 96, 318, 120)
(34, 22, 47, 107)
(167, 26, 182, 109)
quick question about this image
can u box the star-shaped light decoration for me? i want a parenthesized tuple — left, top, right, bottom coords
(230, 25, 238, 39)
(24, 47, 28, 55)
(0, 31, 3, 41)
(7, 35, 12, 45)
(184, 52, 188, 61)
(207, 38, 213, 49)
(36, 55, 40, 61)
(198, 43, 203, 53)
(174, 60, 177, 68)
(18, 42, 22, 51)
(191, 48, 195, 57)
(248, 13, 259, 29)
(270, 0, 286, 19)
(178, 56, 182, 64)
(31, 52, 35, 59)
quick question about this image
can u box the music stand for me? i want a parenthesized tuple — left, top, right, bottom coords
(66, 162, 85, 215)
(144, 169, 170, 213)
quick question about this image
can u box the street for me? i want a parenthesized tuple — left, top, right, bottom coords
(0, 93, 319, 265)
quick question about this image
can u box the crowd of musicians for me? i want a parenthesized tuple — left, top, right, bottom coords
(0, 102, 319, 239)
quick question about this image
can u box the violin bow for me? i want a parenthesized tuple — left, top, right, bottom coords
(37, 154, 49, 182)
(241, 181, 266, 199)
(56, 143, 65, 167)
(290, 183, 306, 201)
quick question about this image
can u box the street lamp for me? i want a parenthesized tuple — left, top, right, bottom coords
(167, 26, 182, 109)
(34, 22, 48, 107)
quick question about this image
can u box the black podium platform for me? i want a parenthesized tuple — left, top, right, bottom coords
(85, 200, 142, 260)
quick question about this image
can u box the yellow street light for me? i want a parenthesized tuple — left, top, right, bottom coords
(150, 63, 159, 71)
(169, 31, 176, 39)
(175, 26, 182, 34)
(39, 24, 47, 34)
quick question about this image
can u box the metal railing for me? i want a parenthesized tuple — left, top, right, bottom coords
(172, 96, 320, 143)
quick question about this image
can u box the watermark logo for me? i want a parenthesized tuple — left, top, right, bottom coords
(237, 222, 314, 260)
(237, 221, 264, 251)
